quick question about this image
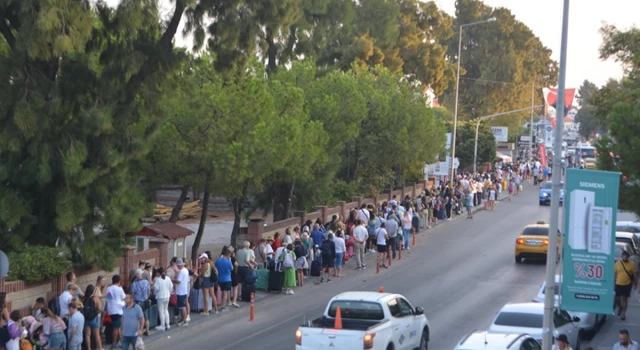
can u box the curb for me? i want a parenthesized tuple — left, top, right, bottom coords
(142, 188, 515, 347)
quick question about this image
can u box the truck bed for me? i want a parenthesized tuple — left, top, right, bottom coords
(304, 316, 386, 331)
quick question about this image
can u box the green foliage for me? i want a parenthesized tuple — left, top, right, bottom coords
(440, 0, 557, 139)
(0, 0, 187, 268)
(449, 121, 496, 170)
(6, 246, 72, 284)
(575, 80, 599, 138)
(592, 24, 640, 217)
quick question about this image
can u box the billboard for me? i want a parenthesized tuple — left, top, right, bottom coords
(561, 169, 620, 314)
(491, 127, 508, 142)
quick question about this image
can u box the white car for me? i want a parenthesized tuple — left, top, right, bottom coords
(454, 331, 540, 350)
(488, 303, 581, 350)
(616, 221, 640, 237)
(532, 275, 605, 339)
(616, 231, 640, 254)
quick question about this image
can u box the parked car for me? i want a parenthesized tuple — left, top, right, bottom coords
(615, 231, 640, 254)
(488, 303, 581, 350)
(454, 331, 540, 350)
(616, 221, 640, 237)
(295, 291, 430, 350)
(532, 275, 605, 339)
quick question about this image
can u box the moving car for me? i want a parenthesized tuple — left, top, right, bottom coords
(488, 303, 581, 349)
(532, 275, 605, 339)
(538, 181, 564, 206)
(295, 291, 430, 350)
(454, 331, 540, 350)
(515, 222, 562, 263)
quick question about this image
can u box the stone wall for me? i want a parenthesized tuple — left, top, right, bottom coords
(247, 180, 434, 244)
(0, 242, 168, 317)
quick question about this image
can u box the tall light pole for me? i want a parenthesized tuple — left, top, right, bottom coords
(474, 106, 543, 174)
(530, 76, 550, 157)
(542, 0, 570, 349)
(450, 17, 496, 185)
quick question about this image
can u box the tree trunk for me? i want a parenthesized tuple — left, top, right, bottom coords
(272, 182, 295, 222)
(190, 190, 210, 264)
(265, 27, 278, 75)
(169, 185, 190, 223)
(229, 183, 249, 247)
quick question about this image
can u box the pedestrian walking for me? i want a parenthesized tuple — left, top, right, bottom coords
(614, 251, 638, 320)
(552, 334, 573, 350)
(613, 329, 640, 350)
(489, 185, 496, 210)
(120, 294, 144, 350)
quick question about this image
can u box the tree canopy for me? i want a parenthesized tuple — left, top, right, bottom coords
(439, 0, 557, 137)
(1, 0, 557, 269)
(592, 24, 640, 216)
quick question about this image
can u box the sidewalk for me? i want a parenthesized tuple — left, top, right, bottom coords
(141, 187, 510, 348)
(584, 296, 640, 349)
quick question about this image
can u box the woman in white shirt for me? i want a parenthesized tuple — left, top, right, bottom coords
(333, 230, 346, 277)
(153, 267, 174, 331)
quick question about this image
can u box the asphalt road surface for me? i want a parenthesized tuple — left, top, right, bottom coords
(149, 185, 556, 350)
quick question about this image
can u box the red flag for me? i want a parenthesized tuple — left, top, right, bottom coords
(542, 88, 575, 116)
(538, 144, 547, 168)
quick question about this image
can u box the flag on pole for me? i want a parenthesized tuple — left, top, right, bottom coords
(542, 87, 576, 116)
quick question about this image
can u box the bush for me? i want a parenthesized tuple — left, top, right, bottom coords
(5, 245, 72, 284)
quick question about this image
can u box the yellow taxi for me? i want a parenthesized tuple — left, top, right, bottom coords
(515, 221, 562, 263)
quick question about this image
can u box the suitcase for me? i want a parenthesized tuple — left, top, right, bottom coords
(148, 304, 158, 328)
(268, 263, 284, 293)
(310, 259, 322, 277)
(241, 282, 256, 301)
(189, 288, 213, 313)
(256, 268, 269, 291)
(484, 201, 489, 210)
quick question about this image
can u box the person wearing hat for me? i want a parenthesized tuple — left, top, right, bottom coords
(552, 334, 572, 350)
(173, 259, 191, 325)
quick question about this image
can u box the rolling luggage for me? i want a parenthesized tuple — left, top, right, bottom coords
(268, 262, 284, 293)
(484, 201, 489, 210)
(241, 282, 256, 301)
(310, 257, 322, 277)
(256, 268, 269, 291)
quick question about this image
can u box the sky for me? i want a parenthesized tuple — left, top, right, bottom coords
(436, 0, 640, 90)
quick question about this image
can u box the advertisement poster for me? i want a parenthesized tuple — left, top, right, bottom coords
(491, 127, 508, 142)
(561, 169, 620, 314)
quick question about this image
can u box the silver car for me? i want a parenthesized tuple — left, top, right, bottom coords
(532, 275, 605, 339)
(488, 303, 581, 350)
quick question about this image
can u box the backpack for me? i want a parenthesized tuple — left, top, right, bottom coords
(280, 250, 294, 268)
(48, 297, 60, 317)
(83, 297, 98, 321)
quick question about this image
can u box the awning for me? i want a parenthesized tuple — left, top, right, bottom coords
(129, 223, 194, 240)
(496, 153, 512, 163)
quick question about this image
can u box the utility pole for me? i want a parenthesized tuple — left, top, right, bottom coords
(542, 0, 570, 348)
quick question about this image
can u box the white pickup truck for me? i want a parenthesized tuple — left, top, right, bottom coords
(295, 291, 430, 350)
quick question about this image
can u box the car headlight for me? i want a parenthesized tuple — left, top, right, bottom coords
(542, 193, 549, 197)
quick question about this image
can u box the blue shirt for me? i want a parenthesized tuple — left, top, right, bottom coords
(122, 304, 144, 337)
(215, 257, 233, 283)
(543, 168, 549, 177)
(310, 230, 324, 248)
(68, 311, 85, 345)
(131, 278, 150, 302)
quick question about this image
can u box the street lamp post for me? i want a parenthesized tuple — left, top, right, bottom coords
(542, 0, 570, 349)
(473, 106, 543, 174)
(450, 17, 496, 186)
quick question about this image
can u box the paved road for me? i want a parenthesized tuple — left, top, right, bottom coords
(148, 185, 556, 350)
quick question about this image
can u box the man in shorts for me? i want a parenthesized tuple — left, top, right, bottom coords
(320, 233, 336, 283)
(105, 275, 125, 349)
(614, 251, 638, 320)
(375, 222, 389, 268)
(173, 259, 190, 325)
